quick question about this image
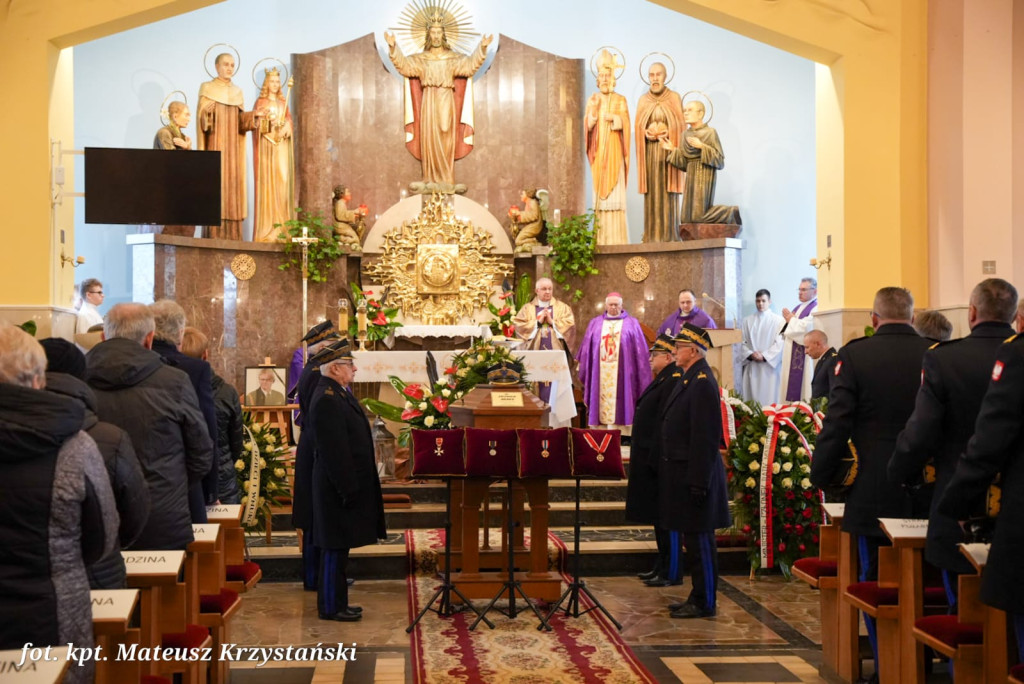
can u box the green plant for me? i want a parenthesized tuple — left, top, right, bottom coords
(515, 272, 533, 311)
(19, 320, 37, 336)
(348, 282, 403, 342)
(486, 285, 516, 337)
(277, 208, 346, 283)
(363, 376, 462, 447)
(236, 415, 291, 533)
(546, 211, 599, 301)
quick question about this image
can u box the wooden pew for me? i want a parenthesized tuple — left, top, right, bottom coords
(792, 502, 842, 678)
(207, 503, 262, 593)
(191, 523, 242, 684)
(959, 543, 1007, 682)
(0, 648, 70, 683)
(880, 518, 931, 683)
(91, 588, 140, 684)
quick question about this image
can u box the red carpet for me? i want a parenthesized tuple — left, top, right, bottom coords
(406, 529, 657, 683)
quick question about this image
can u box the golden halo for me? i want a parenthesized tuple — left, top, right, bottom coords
(682, 90, 715, 124)
(203, 43, 241, 79)
(639, 52, 676, 86)
(252, 58, 289, 89)
(389, 0, 480, 55)
(590, 46, 625, 79)
(159, 90, 188, 126)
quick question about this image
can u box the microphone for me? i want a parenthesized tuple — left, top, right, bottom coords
(701, 292, 732, 328)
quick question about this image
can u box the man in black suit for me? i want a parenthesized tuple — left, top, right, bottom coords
(809, 286, 932, 675)
(150, 299, 218, 519)
(309, 338, 386, 622)
(291, 321, 341, 590)
(803, 329, 837, 401)
(890, 279, 1017, 607)
(626, 333, 681, 586)
(658, 324, 731, 618)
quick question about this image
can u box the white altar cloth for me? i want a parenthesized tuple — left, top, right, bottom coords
(352, 349, 576, 427)
(394, 324, 488, 339)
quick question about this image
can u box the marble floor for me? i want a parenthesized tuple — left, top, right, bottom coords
(226, 573, 855, 683)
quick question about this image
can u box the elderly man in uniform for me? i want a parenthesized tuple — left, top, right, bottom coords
(891, 279, 1017, 608)
(626, 333, 681, 586)
(309, 339, 386, 621)
(659, 324, 731, 617)
(803, 330, 837, 402)
(810, 286, 931, 674)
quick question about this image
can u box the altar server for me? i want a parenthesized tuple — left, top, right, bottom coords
(739, 288, 785, 406)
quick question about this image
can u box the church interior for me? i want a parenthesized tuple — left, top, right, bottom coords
(3, 0, 1024, 682)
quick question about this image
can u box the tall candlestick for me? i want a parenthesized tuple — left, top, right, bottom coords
(338, 298, 349, 335)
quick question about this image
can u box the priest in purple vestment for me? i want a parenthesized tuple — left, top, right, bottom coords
(657, 289, 717, 337)
(778, 277, 818, 402)
(578, 292, 652, 428)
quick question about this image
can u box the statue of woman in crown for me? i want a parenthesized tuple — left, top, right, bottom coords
(252, 64, 295, 242)
(384, 3, 492, 187)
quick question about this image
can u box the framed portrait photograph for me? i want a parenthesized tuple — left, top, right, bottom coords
(243, 366, 288, 406)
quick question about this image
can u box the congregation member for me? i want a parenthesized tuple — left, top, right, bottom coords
(779, 277, 818, 402)
(578, 292, 651, 430)
(76, 277, 105, 334)
(86, 302, 213, 550)
(291, 320, 342, 590)
(914, 309, 954, 342)
(40, 337, 150, 589)
(938, 304, 1024, 661)
(738, 288, 784, 406)
(659, 324, 730, 618)
(181, 326, 242, 504)
(151, 299, 219, 518)
(0, 326, 119, 684)
(803, 329, 837, 402)
(657, 289, 716, 337)
(625, 333, 681, 587)
(511, 277, 576, 403)
(309, 339, 386, 621)
(890, 278, 1017, 607)
(809, 286, 931, 674)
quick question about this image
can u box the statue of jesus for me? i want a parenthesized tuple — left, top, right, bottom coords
(384, 20, 492, 186)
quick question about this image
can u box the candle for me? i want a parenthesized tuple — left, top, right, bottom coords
(553, 209, 561, 225)
(400, 188, 407, 200)
(338, 299, 349, 334)
(357, 301, 368, 334)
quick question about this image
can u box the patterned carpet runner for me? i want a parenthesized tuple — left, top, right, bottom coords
(406, 528, 657, 683)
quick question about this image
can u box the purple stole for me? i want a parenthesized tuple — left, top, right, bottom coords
(534, 304, 554, 403)
(784, 299, 816, 401)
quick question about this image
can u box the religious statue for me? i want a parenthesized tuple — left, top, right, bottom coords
(585, 49, 630, 245)
(154, 101, 192, 150)
(508, 188, 549, 253)
(635, 60, 684, 242)
(661, 99, 741, 226)
(198, 50, 262, 240)
(332, 184, 367, 250)
(252, 66, 295, 242)
(384, 4, 492, 188)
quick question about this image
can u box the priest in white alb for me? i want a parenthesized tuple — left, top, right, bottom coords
(778, 277, 818, 402)
(577, 292, 650, 429)
(512, 277, 576, 404)
(739, 288, 785, 407)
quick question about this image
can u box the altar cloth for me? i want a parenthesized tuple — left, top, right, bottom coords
(394, 325, 488, 339)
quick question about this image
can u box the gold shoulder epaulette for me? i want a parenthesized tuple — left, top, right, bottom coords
(672, 372, 682, 377)
(697, 372, 708, 379)
(324, 387, 335, 395)
(928, 342, 940, 350)
(1005, 334, 1020, 344)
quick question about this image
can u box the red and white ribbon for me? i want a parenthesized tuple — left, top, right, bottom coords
(720, 388, 737, 448)
(241, 425, 263, 527)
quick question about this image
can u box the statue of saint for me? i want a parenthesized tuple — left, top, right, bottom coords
(332, 184, 367, 249)
(508, 188, 548, 253)
(198, 52, 262, 240)
(635, 62, 684, 242)
(252, 67, 294, 242)
(384, 19, 492, 187)
(661, 100, 741, 225)
(154, 101, 192, 150)
(586, 50, 630, 245)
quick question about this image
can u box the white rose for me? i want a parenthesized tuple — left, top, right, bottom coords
(423, 387, 433, 398)
(801, 478, 812, 489)
(244, 442, 253, 452)
(257, 497, 265, 507)
(801, 464, 811, 474)
(266, 433, 277, 445)
(241, 495, 249, 505)
(781, 446, 791, 455)
(418, 402, 427, 410)
(259, 457, 267, 468)
(405, 401, 413, 410)
(274, 468, 285, 478)
(234, 459, 245, 471)
(748, 443, 760, 454)
(457, 368, 469, 378)
(796, 447, 807, 457)
(442, 388, 452, 398)
(424, 415, 435, 427)
(781, 477, 793, 489)
(778, 430, 788, 441)
(454, 391, 464, 399)
(759, 436, 766, 445)
(772, 462, 781, 474)
(744, 477, 756, 489)
(748, 460, 761, 472)
(782, 462, 793, 472)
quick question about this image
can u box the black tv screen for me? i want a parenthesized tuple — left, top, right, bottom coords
(84, 147, 221, 226)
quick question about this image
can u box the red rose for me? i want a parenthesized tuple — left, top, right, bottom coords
(431, 397, 449, 414)
(804, 491, 814, 499)
(812, 534, 819, 544)
(809, 522, 818, 530)
(498, 291, 514, 300)
(497, 306, 511, 317)
(785, 491, 795, 500)
(795, 524, 804, 535)
(743, 494, 753, 504)
(742, 524, 751, 533)
(401, 408, 423, 421)
(783, 523, 793, 533)
(778, 542, 786, 552)
(798, 544, 806, 552)
(802, 508, 813, 519)
(783, 507, 795, 518)
(402, 384, 425, 400)
(372, 312, 387, 326)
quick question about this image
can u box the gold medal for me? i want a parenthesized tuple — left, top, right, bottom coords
(488, 440, 497, 456)
(541, 439, 550, 459)
(434, 437, 444, 457)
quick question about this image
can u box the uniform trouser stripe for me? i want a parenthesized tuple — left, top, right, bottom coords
(668, 531, 680, 581)
(857, 536, 880, 669)
(701, 533, 717, 612)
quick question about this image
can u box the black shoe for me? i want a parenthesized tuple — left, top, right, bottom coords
(319, 609, 362, 622)
(667, 601, 692, 611)
(669, 603, 715, 619)
(345, 605, 362, 613)
(347, 577, 355, 586)
(637, 568, 659, 581)
(644, 577, 682, 587)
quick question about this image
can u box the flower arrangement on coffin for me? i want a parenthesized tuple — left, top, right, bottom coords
(236, 414, 292, 533)
(362, 375, 463, 447)
(348, 281, 402, 343)
(446, 339, 528, 394)
(486, 284, 517, 339)
(725, 397, 824, 578)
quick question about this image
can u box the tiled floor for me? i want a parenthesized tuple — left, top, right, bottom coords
(228, 573, 843, 683)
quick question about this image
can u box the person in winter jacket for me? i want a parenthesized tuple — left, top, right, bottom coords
(40, 337, 151, 588)
(0, 325, 120, 684)
(86, 303, 213, 550)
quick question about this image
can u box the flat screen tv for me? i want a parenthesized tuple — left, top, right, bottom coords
(84, 147, 221, 226)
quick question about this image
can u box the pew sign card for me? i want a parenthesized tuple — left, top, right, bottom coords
(879, 518, 929, 540)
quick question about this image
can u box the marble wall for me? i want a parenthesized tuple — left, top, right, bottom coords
(292, 34, 585, 229)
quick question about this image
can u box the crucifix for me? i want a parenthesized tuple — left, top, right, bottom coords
(290, 225, 320, 362)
